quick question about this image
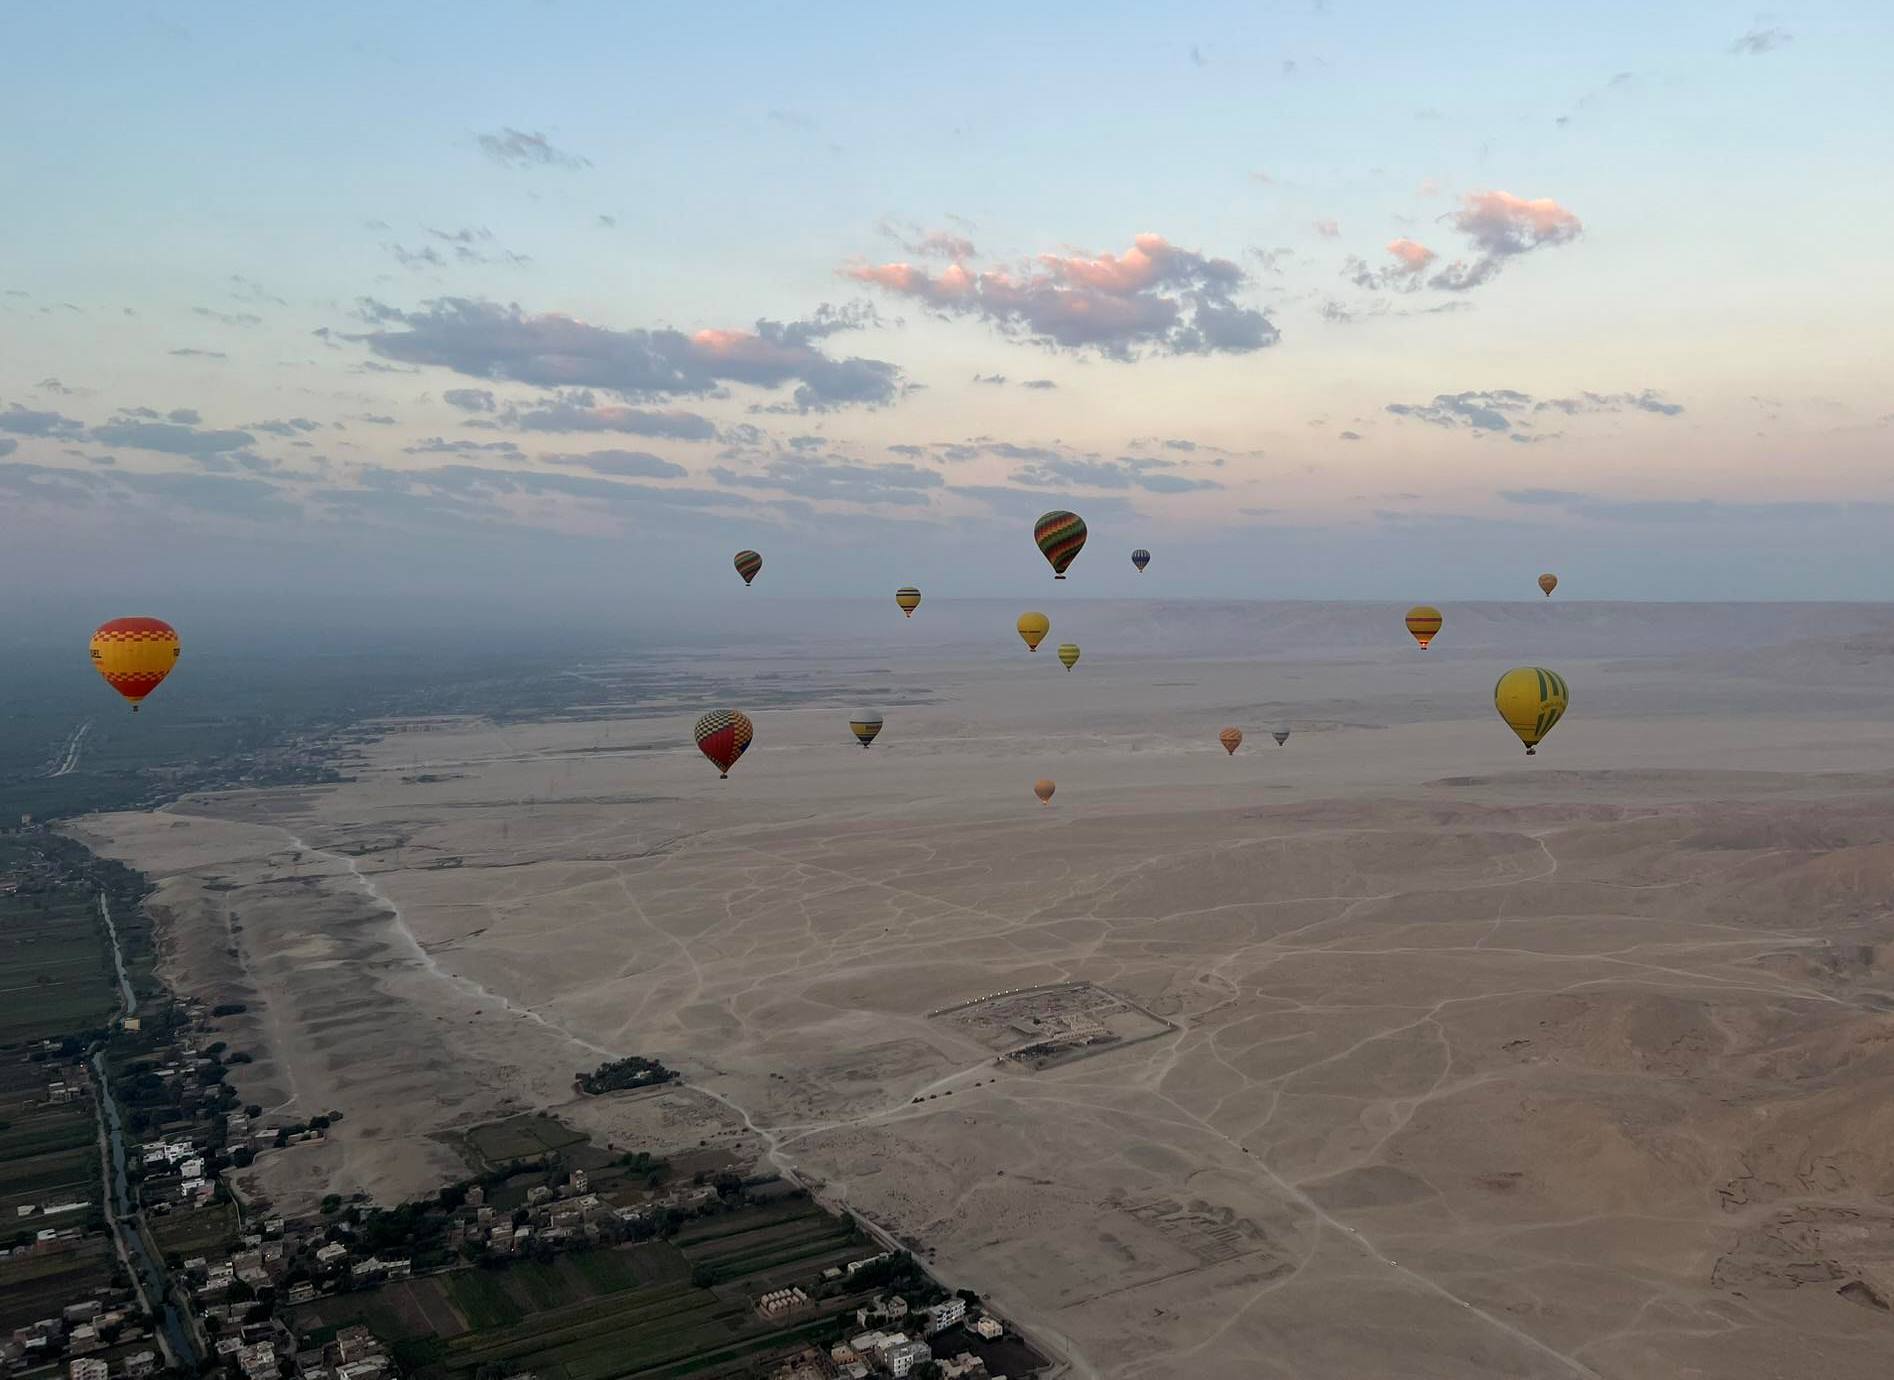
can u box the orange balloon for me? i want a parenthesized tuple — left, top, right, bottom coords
(1033, 778, 1056, 805)
(1218, 727, 1243, 756)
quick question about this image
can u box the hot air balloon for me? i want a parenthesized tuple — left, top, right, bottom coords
(1033, 778, 1056, 805)
(89, 617, 180, 712)
(1219, 727, 1243, 756)
(895, 587, 921, 618)
(1017, 612, 1050, 652)
(1405, 605, 1443, 650)
(734, 550, 762, 586)
(849, 710, 884, 749)
(1538, 572, 1559, 598)
(1131, 549, 1150, 573)
(694, 709, 754, 778)
(1034, 510, 1087, 579)
(1494, 668, 1569, 755)
(1057, 643, 1081, 672)
(1272, 730, 1291, 747)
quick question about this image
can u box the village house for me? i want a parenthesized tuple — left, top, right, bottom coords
(885, 1339, 932, 1378)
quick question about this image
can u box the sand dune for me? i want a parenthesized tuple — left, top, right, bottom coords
(71, 603, 1894, 1377)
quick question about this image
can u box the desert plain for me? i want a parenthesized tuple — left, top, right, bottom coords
(69, 601, 1894, 1378)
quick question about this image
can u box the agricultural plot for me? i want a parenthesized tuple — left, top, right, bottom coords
(458, 1114, 589, 1169)
(298, 1202, 884, 1380)
(146, 1200, 239, 1259)
(0, 1236, 115, 1333)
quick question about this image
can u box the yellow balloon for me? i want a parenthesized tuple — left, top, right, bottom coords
(1057, 642, 1080, 671)
(1017, 611, 1049, 652)
(1404, 605, 1442, 650)
(896, 586, 921, 617)
(1494, 667, 1569, 755)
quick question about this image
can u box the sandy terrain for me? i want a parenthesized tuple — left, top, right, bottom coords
(69, 601, 1894, 1377)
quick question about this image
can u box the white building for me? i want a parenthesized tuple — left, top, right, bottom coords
(68, 1360, 109, 1380)
(924, 1298, 967, 1333)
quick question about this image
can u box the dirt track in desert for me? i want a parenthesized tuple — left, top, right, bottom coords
(73, 602, 1894, 1377)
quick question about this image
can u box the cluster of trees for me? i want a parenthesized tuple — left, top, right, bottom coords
(576, 1056, 677, 1095)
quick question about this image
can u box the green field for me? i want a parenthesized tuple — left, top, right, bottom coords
(295, 1200, 884, 1380)
(0, 834, 132, 1326)
(0, 895, 116, 1045)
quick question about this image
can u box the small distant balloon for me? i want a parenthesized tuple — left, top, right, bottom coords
(849, 710, 884, 749)
(1493, 667, 1569, 755)
(895, 587, 921, 618)
(1017, 611, 1050, 652)
(1033, 778, 1056, 805)
(1405, 605, 1443, 650)
(1538, 572, 1559, 598)
(693, 709, 754, 779)
(90, 617, 180, 712)
(1131, 548, 1151, 573)
(734, 550, 762, 586)
(1034, 510, 1087, 579)
(1272, 730, 1291, 747)
(1219, 727, 1243, 756)
(1057, 643, 1081, 672)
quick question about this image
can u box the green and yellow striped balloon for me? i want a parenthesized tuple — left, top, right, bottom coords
(1493, 667, 1568, 755)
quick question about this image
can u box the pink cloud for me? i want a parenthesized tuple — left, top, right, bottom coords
(1429, 190, 1582, 290)
(1451, 191, 1581, 252)
(1386, 238, 1437, 271)
(843, 234, 1275, 357)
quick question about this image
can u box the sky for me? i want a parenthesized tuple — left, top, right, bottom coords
(3, 1, 1892, 620)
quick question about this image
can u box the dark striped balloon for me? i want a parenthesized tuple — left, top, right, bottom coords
(1131, 548, 1150, 573)
(1034, 511, 1087, 579)
(733, 550, 762, 586)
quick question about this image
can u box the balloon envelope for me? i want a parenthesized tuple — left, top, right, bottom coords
(1017, 611, 1050, 651)
(1057, 642, 1080, 671)
(733, 550, 762, 586)
(1494, 667, 1569, 754)
(1538, 572, 1559, 597)
(849, 710, 884, 748)
(694, 709, 754, 777)
(1034, 510, 1087, 578)
(90, 617, 180, 711)
(1033, 778, 1056, 805)
(1272, 730, 1291, 746)
(1219, 727, 1243, 755)
(1131, 548, 1150, 572)
(1405, 605, 1443, 650)
(895, 587, 921, 618)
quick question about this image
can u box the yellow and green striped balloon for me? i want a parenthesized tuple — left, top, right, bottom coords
(1494, 667, 1568, 755)
(1057, 643, 1080, 671)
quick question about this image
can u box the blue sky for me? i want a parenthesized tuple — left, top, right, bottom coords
(3, 1, 1891, 611)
